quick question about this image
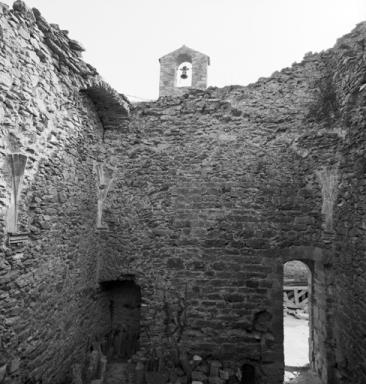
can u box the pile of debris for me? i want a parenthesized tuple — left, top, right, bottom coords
(120, 348, 255, 384)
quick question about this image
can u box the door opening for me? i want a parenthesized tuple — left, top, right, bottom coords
(101, 280, 141, 361)
(283, 260, 311, 382)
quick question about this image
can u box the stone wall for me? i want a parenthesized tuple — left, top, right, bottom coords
(98, 48, 341, 383)
(331, 23, 366, 384)
(0, 2, 129, 383)
(1, 1, 366, 383)
(97, 24, 366, 384)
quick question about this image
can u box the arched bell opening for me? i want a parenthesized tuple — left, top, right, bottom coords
(176, 61, 192, 87)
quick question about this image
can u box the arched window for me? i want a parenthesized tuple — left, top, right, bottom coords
(176, 61, 192, 87)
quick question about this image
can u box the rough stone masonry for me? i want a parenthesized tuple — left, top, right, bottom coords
(0, 1, 366, 384)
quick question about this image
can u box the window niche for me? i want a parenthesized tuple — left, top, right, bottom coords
(94, 162, 114, 229)
(315, 166, 339, 233)
(5, 153, 28, 236)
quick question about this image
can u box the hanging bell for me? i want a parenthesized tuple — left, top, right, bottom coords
(180, 66, 189, 79)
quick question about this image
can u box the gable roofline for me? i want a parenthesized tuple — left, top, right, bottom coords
(159, 45, 210, 65)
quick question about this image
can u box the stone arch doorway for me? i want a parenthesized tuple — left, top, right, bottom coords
(100, 280, 141, 360)
(279, 246, 332, 383)
(283, 260, 311, 377)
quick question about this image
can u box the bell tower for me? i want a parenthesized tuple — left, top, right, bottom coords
(159, 45, 210, 98)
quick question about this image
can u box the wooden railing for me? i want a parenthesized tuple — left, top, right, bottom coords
(283, 285, 309, 310)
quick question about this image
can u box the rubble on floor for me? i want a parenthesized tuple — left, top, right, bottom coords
(112, 350, 258, 384)
(284, 369, 322, 384)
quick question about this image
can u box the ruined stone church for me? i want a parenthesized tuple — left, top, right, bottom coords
(1, 1, 366, 384)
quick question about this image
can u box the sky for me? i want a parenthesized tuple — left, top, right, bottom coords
(2, 0, 366, 101)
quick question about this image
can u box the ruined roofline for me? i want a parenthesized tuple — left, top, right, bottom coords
(5, 0, 97, 78)
(236, 20, 366, 91)
(4, 0, 131, 124)
(153, 20, 366, 103)
(155, 20, 366, 102)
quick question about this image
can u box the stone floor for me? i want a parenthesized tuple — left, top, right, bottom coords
(104, 363, 322, 384)
(284, 314, 321, 383)
(284, 314, 309, 367)
(284, 370, 322, 384)
(104, 315, 321, 384)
